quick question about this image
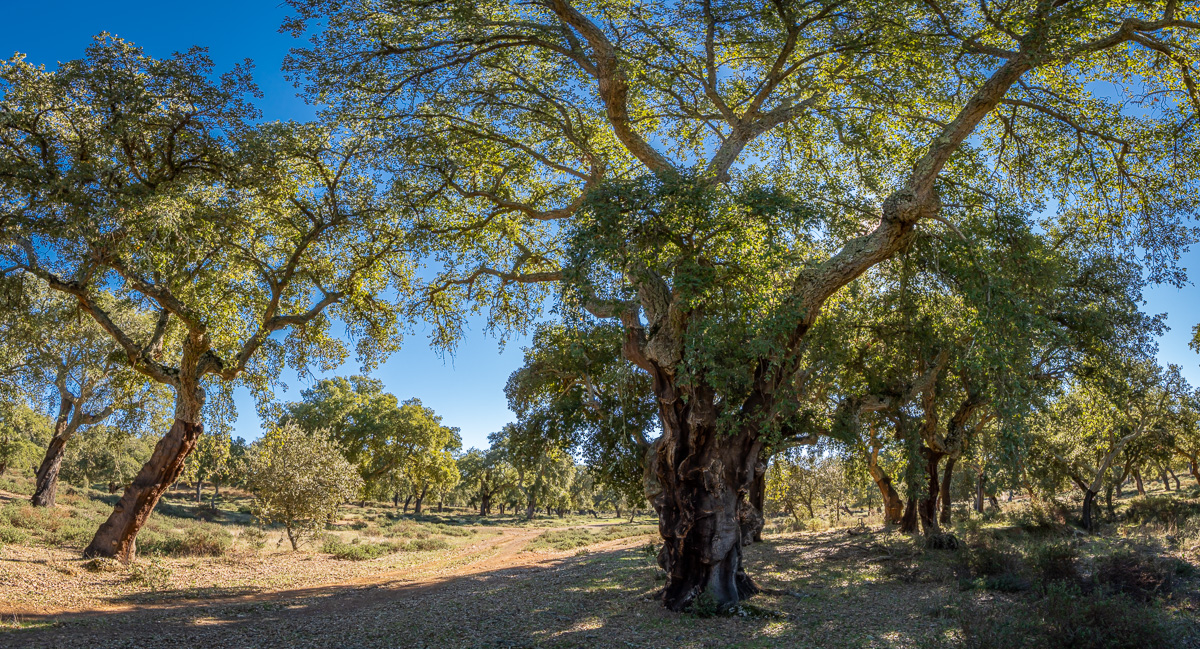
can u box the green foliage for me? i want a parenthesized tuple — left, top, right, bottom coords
(281, 377, 460, 503)
(1028, 541, 1079, 584)
(1124, 495, 1200, 527)
(320, 536, 396, 560)
(139, 525, 233, 558)
(963, 583, 1172, 649)
(127, 557, 173, 592)
(244, 423, 363, 550)
(526, 525, 656, 552)
(1095, 551, 1175, 602)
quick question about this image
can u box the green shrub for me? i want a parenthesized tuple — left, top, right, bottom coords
(962, 540, 1020, 577)
(962, 584, 1171, 649)
(402, 537, 450, 552)
(0, 525, 31, 545)
(1095, 551, 1173, 602)
(1124, 495, 1200, 526)
(321, 537, 396, 560)
(1029, 541, 1078, 583)
(240, 526, 268, 550)
(140, 525, 232, 557)
(127, 557, 173, 592)
(1008, 501, 1066, 534)
(348, 520, 369, 530)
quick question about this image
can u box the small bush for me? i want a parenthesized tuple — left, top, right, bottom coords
(127, 557, 173, 592)
(1029, 541, 1078, 583)
(0, 526, 31, 545)
(962, 583, 1171, 649)
(240, 527, 267, 550)
(82, 557, 123, 573)
(140, 525, 232, 557)
(348, 520, 369, 530)
(402, 537, 451, 552)
(321, 537, 396, 560)
(687, 591, 722, 618)
(1095, 551, 1173, 602)
(962, 541, 1020, 577)
(1124, 495, 1200, 526)
(1008, 501, 1066, 534)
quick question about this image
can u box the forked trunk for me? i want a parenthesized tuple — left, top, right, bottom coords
(31, 435, 70, 508)
(1169, 469, 1181, 491)
(938, 456, 956, 525)
(83, 417, 204, 560)
(403, 494, 411, 513)
(650, 405, 759, 612)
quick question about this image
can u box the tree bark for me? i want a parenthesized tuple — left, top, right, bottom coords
(1133, 471, 1145, 495)
(740, 461, 767, 543)
(974, 471, 986, 514)
(867, 461, 904, 524)
(1081, 489, 1097, 532)
(1168, 469, 1181, 491)
(938, 456, 957, 526)
(31, 434, 70, 508)
(403, 494, 411, 513)
(899, 495, 919, 533)
(1160, 469, 1171, 492)
(649, 405, 759, 612)
(414, 485, 428, 514)
(1190, 460, 1200, 487)
(83, 416, 204, 561)
(195, 479, 203, 503)
(917, 447, 944, 536)
(31, 394, 74, 508)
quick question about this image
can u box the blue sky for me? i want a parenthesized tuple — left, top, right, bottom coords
(5, 2, 1200, 449)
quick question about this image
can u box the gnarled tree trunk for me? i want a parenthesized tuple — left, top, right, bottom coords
(83, 414, 204, 560)
(650, 400, 760, 612)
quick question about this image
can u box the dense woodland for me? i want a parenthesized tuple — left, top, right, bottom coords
(4, 1, 1200, 647)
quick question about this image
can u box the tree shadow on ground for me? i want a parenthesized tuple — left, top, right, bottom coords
(5, 535, 968, 649)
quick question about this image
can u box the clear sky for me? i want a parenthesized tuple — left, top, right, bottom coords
(4, 2, 1199, 450)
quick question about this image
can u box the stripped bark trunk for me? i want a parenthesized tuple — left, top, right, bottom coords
(866, 457, 904, 524)
(83, 409, 204, 561)
(31, 394, 73, 508)
(1134, 471, 1146, 495)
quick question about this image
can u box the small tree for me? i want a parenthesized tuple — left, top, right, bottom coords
(245, 423, 362, 550)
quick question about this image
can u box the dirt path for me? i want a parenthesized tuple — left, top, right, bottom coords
(3, 525, 653, 645)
